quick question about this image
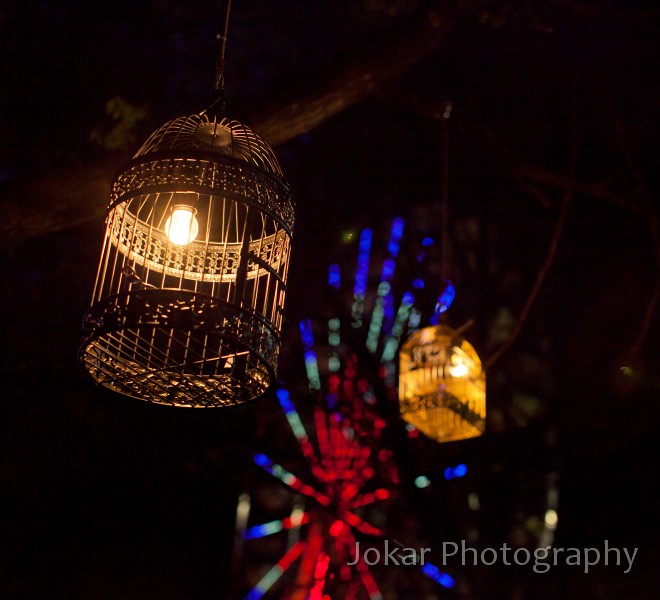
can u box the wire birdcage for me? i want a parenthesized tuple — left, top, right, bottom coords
(399, 325, 485, 442)
(79, 114, 294, 407)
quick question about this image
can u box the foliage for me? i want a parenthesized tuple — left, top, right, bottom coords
(89, 96, 147, 151)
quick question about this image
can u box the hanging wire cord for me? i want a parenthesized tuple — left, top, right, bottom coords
(440, 101, 452, 284)
(204, 0, 232, 117)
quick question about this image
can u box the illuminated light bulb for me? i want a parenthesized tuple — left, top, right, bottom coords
(544, 509, 558, 529)
(164, 205, 199, 245)
(448, 360, 469, 378)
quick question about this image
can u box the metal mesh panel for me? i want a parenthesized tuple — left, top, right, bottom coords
(80, 115, 294, 407)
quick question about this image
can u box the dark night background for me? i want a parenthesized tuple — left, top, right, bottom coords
(1, 1, 659, 598)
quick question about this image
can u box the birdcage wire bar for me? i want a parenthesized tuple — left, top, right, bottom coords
(399, 325, 486, 442)
(80, 115, 294, 407)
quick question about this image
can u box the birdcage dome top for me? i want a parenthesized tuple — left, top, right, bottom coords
(400, 324, 483, 370)
(133, 114, 286, 181)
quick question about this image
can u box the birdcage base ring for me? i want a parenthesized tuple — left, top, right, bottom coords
(79, 290, 279, 407)
(400, 391, 485, 442)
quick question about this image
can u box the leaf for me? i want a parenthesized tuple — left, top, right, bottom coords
(89, 96, 147, 150)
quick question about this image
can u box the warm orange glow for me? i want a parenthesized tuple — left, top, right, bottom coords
(164, 204, 199, 245)
(399, 325, 486, 443)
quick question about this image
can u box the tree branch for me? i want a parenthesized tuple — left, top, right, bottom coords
(485, 99, 581, 369)
(0, 153, 128, 245)
(551, 0, 660, 21)
(511, 162, 652, 216)
(485, 183, 572, 369)
(248, 3, 458, 145)
(394, 94, 653, 216)
(1, 1, 655, 249)
(464, 117, 652, 216)
(630, 215, 660, 355)
(612, 120, 660, 355)
(0, 3, 459, 244)
(404, 90, 658, 365)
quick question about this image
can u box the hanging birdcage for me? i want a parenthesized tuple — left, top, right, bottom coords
(79, 114, 294, 407)
(399, 324, 485, 442)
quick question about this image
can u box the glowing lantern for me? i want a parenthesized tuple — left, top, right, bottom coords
(79, 115, 294, 407)
(399, 324, 485, 442)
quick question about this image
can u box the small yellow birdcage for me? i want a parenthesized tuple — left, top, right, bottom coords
(399, 324, 485, 442)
